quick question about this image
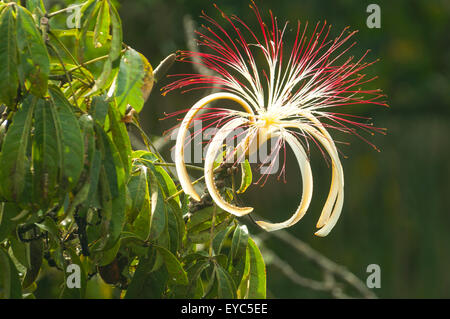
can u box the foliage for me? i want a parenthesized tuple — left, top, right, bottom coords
(0, 0, 265, 299)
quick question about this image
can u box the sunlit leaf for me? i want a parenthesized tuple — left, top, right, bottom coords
(237, 159, 252, 194)
(113, 48, 147, 115)
(246, 237, 266, 299)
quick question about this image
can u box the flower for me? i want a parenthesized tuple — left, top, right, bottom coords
(163, 2, 386, 236)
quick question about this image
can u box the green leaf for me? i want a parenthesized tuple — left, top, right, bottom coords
(92, 125, 126, 251)
(32, 98, 60, 205)
(212, 224, 236, 255)
(230, 224, 248, 262)
(93, 0, 110, 48)
(60, 247, 87, 299)
(155, 245, 188, 285)
(237, 159, 252, 194)
(90, 95, 109, 125)
(107, 103, 131, 176)
(125, 248, 168, 299)
(16, 5, 50, 97)
(215, 264, 237, 298)
(166, 202, 184, 253)
(25, 0, 46, 15)
(0, 248, 22, 299)
(48, 86, 85, 190)
(127, 165, 148, 224)
(22, 239, 43, 288)
(107, 1, 122, 62)
(95, 165, 126, 251)
(148, 170, 167, 241)
(246, 237, 266, 299)
(0, 6, 19, 106)
(0, 203, 22, 241)
(146, 162, 180, 207)
(87, 0, 122, 95)
(0, 95, 35, 201)
(113, 48, 145, 115)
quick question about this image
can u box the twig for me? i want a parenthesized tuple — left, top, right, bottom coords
(256, 227, 377, 299)
(263, 245, 351, 298)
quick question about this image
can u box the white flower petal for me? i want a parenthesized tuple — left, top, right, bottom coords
(255, 131, 313, 231)
(297, 123, 344, 237)
(204, 118, 254, 216)
(175, 93, 255, 201)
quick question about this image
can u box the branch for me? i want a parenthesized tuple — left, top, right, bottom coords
(256, 227, 377, 299)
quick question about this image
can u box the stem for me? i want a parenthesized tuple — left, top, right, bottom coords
(151, 162, 204, 172)
(209, 205, 217, 256)
(67, 49, 127, 74)
(47, 3, 85, 18)
(48, 31, 94, 85)
(47, 42, 79, 109)
(130, 120, 165, 162)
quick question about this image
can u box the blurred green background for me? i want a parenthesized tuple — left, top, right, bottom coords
(41, 0, 450, 298)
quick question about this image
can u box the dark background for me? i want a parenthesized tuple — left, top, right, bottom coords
(44, 0, 450, 298)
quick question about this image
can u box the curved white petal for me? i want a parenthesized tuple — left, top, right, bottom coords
(204, 118, 254, 216)
(255, 131, 313, 231)
(297, 123, 344, 237)
(301, 113, 343, 228)
(175, 92, 255, 201)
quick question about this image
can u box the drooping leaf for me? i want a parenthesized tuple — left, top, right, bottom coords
(0, 6, 19, 106)
(32, 98, 60, 205)
(90, 95, 109, 125)
(155, 245, 188, 286)
(0, 203, 21, 241)
(22, 239, 43, 288)
(48, 86, 84, 190)
(92, 125, 126, 251)
(230, 224, 248, 262)
(127, 165, 148, 224)
(148, 170, 167, 241)
(0, 248, 22, 299)
(16, 5, 50, 97)
(125, 248, 168, 299)
(212, 224, 236, 255)
(93, 0, 110, 48)
(107, 103, 131, 176)
(215, 264, 237, 298)
(0, 95, 35, 201)
(246, 237, 266, 299)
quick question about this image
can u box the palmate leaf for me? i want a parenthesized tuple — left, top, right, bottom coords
(0, 6, 19, 106)
(0, 95, 35, 201)
(15, 5, 50, 97)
